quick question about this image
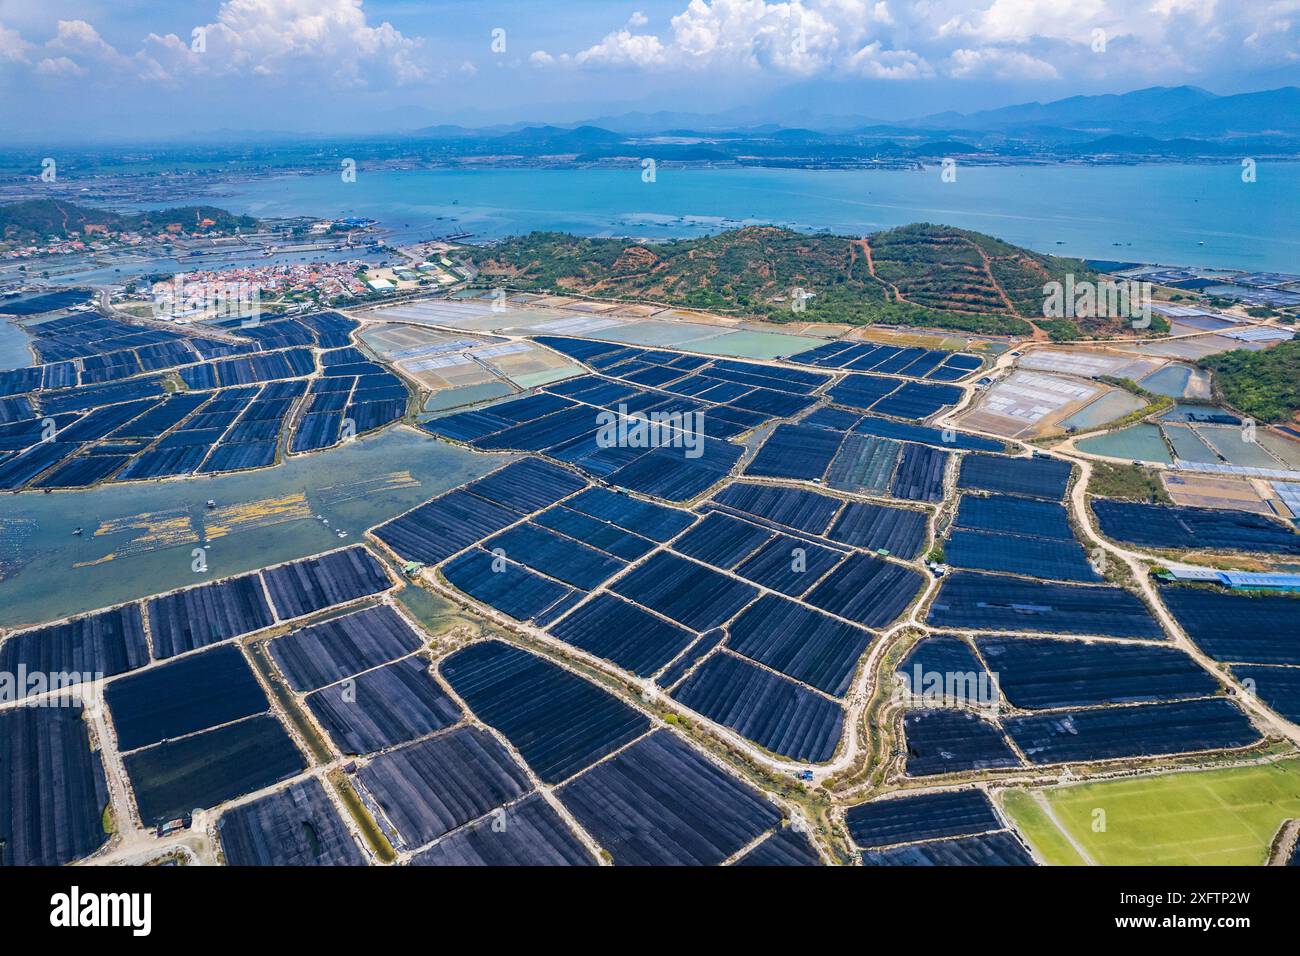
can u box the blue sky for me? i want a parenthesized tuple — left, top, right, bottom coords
(2, 0, 1298, 139)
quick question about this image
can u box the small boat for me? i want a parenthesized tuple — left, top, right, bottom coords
(205, 499, 217, 509)
(72, 528, 83, 536)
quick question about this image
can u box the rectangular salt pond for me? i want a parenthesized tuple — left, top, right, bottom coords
(1138, 364, 1192, 398)
(1197, 425, 1290, 468)
(1163, 423, 1221, 464)
(423, 381, 514, 411)
(683, 330, 828, 360)
(1077, 424, 1173, 464)
(576, 320, 825, 359)
(1160, 402, 1240, 424)
(1059, 391, 1146, 431)
(509, 367, 582, 389)
(1139, 364, 1212, 399)
(1260, 432, 1300, 470)
(586, 320, 728, 347)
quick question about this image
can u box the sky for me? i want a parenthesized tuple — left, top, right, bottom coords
(1, 0, 1298, 139)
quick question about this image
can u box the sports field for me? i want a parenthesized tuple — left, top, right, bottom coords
(1000, 759, 1300, 866)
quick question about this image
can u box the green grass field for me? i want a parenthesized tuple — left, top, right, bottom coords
(1000, 759, 1300, 866)
(998, 790, 1087, 866)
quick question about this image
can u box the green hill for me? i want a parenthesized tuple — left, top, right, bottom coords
(1201, 339, 1300, 423)
(468, 223, 1108, 337)
(0, 199, 257, 240)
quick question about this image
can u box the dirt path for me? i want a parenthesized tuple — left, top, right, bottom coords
(856, 237, 877, 278)
(967, 239, 1050, 341)
(1053, 452, 1300, 747)
(854, 237, 905, 304)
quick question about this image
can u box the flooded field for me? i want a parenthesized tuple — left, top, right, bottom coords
(1137, 364, 1213, 400)
(0, 426, 507, 629)
(1163, 423, 1221, 463)
(423, 381, 514, 411)
(1077, 424, 1173, 464)
(585, 319, 724, 347)
(0, 317, 34, 369)
(1260, 432, 1300, 470)
(681, 329, 826, 360)
(1198, 425, 1291, 468)
(1059, 391, 1146, 432)
(580, 321, 824, 358)
(362, 297, 826, 360)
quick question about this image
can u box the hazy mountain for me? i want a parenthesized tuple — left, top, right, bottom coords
(574, 85, 1300, 141)
(916, 86, 1217, 130)
(1160, 87, 1300, 134)
(911, 85, 1300, 138)
(410, 124, 629, 151)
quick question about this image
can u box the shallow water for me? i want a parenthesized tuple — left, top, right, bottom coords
(0, 426, 508, 629)
(1163, 423, 1220, 463)
(1138, 364, 1194, 398)
(1077, 424, 1173, 464)
(0, 318, 34, 369)
(1198, 425, 1291, 468)
(680, 330, 826, 359)
(423, 381, 513, 411)
(1059, 391, 1145, 431)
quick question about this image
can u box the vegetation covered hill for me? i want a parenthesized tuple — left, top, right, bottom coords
(468, 224, 1110, 337)
(0, 199, 257, 240)
(1201, 340, 1300, 423)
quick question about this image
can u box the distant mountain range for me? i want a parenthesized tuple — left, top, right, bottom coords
(909, 86, 1300, 137)
(410, 85, 1300, 138)
(397, 86, 1300, 161)
(8, 85, 1296, 164)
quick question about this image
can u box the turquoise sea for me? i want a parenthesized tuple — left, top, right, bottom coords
(211, 162, 1300, 272)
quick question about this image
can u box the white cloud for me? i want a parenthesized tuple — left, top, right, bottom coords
(32, 19, 173, 83)
(948, 46, 1060, 79)
(2, 0, 1299, 107)
(36, 55, 84, 77)
(939, 0, 1114, 43)
(847, 41, 934, 79)
(173, 0, 429, 85)
(532, 0, 911, 77)
(574, 28, 668, 67)
(4, 0, 434, 87)
(0, 25, 31, 64)
(518, 0, 1300, 88)
(1148, 0, 1218, 21)
(1245, 18, 1292, 45)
